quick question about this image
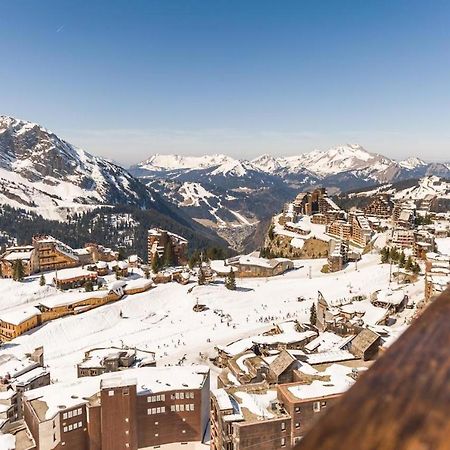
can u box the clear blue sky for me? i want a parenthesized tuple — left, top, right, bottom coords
(1, 0, 450, 165)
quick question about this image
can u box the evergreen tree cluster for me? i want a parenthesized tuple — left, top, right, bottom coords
(0, 204, 228, 262)
(380, 246, 420, 274)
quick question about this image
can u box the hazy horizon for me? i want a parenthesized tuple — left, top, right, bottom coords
(2, 0, 450, 166)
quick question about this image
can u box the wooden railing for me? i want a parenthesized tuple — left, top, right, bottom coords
(296, 288, 450, 450)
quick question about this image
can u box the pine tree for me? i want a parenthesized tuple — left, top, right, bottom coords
(13, 260, 24, 281)
(39, 274, 46, 286)
(405, 256, 413, 271)
(412, 263, 420, 275)
(151, 253, 161, 274)
(163, 241, 175, 267)
(144, 267, 150, 279)
(225, 268, 236, 290)
(398, 251, 406, 268)
(380, 247, 389, 264)
(198, 267, 206, 285)
(268, 224, 275, 241)
(389, 247, 399, 263)
(310, 303, 317, 326)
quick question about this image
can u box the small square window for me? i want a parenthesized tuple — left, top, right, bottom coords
(108, 390, 114, 397)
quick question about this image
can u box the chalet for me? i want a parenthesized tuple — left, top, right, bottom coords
(0, 307, 41, 342)
(123, 278, 154, 295)
(371, 290, 408, 313)
(224, 255, 293, 278)
(115, 260, 129, 277)
(348, 328, 381, 360)
(147, 228, 188, 266)
(53, 267, 98, 290)
(0, 246, 37, 278)
(36, 290, 119, 322)
(77, 346, 156, 378)
(95, 260, 109, 276)
(216, 321, 317, 366)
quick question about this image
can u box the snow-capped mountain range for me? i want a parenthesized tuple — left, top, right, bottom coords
(132, 144, 449, 181)
(1, 115, 448, 251)
(130, 145, 449, 249)
(0, 116, 160, 219)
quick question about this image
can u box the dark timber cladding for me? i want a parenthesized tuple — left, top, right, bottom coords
(296, 288, 450, 450)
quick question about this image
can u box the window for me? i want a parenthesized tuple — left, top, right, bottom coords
(68, 425, 73, 431)
(295, 422, 300, 429)
(123, 388, 129, 396)
(313, 402, 321, 413)
(78, 422, 82, 428)
(295, 406, 301, 413)
(77, 408, 82, 416)
(161, 407, 166, 413)
(180, 392, 185, 400)
(281, 437, 286, 447)
(175, 393, 180, 400)
(108, 390, 114, 397)
(171, 405, 176, 412)
(321, 401, 327, 407)
(180, 404, 185, 412)
(63, 426, 68, 433)
(68, 411, 73, 419)
(161, 394, 165, 401)
(281, 422, 286, 431)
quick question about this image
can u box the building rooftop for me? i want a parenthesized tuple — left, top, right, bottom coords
(285, 364, 361, 402)
(25, 365, 210, 422)
(0, 306, 40, 326)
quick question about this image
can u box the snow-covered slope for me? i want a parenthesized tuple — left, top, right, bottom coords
(0, 116, 155, 219)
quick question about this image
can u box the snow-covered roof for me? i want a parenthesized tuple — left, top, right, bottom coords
(123, 278, 154, 291)
(287, 364, 359, 401)
(213, 388, 234, 411)
(54, 267, 97, 281)
(38, 291, 106, 309)
(303, 350, 356, 365)
(0, 353, 38, 378)
(0, 306, 41, 325)
(0, 434, 14, 450)
(24, 365, 209, 421)
(14, 366, 48, 387)
(3, 247, 33, 261)
(374, 290, 406, 306)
